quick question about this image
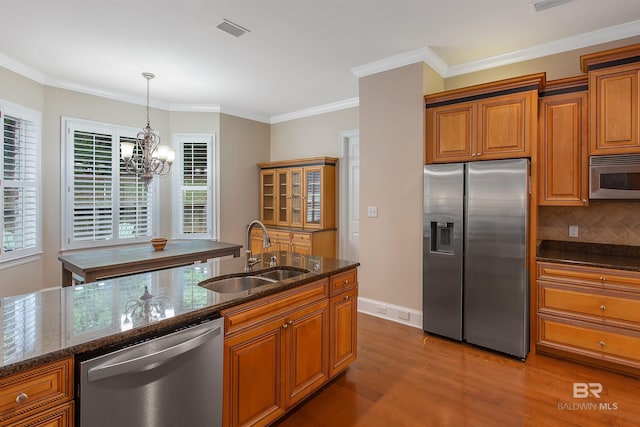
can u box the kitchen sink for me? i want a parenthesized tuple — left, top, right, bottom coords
(198, 268, 310, 294)
(255, 268, 309, 281)
(200, 276, 275, 293)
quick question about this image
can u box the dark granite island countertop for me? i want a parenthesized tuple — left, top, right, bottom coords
(537, 240, 640, 272)
(0, 252, 359, 376)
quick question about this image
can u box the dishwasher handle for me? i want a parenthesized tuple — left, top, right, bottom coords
(87, 324, 221, 382)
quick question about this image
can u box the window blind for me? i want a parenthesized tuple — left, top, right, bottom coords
(1, 108, 39, 261)
(178, 140, 211, 237)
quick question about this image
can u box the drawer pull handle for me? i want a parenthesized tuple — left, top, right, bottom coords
(599, 341, 606, 348)
(600, 305, 606, 311)
(15, 393, 28, 404)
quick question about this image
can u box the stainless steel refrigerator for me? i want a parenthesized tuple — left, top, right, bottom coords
(422, 158, 529, 359)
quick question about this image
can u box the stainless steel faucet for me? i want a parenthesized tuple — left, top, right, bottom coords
(245, 220, 271, 271)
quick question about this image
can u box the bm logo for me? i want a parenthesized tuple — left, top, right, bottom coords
(573, 382, 602, 398)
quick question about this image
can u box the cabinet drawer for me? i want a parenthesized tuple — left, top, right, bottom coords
(222, 279, 328, 336)
(6, 401, 74, 427)
(291, 232, 311, 243)
(539, 281, 640, 326)
(329, 269, 357, 296)
(0, 358, 73, 424)
(537, 262, 640, 292)
(539, 316, 640, 366)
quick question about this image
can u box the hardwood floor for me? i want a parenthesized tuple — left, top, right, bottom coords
(274, 313, 640, 427)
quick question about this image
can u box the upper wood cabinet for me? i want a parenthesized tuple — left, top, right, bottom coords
(581, 44, 640, 155)
(258, 157, 337, 230)
(425, 73, 544, 164)
(538, 77, 589, 206)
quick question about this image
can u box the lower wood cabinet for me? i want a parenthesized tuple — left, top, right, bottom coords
(250, 228, 336, 258)
(537, 262, 640, 374)
(0, 358, 74, 427)
(221, 269, 358, 427)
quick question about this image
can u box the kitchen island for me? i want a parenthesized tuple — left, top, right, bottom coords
(0, 251, 359, 426)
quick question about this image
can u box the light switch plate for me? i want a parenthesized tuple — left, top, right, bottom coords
(569, 225, 579, 237)
(367, 206, 378, 218)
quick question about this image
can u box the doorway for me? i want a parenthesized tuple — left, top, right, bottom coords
(339, 130, 360, 262)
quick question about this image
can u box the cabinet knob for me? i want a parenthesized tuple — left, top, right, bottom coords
(344, 279, 349, 285)
(344, 295, 350, 300)
(282, 323, 288, 329)
(476, 153, 481, 157)
(471, 153, 476, 157)
(599, 341, 606, 348)
(599, 276, 606, 282)
(15, 393, 28, 404)
(600, 305, 606, 311)
(582, 199, 587, 205)
(287, 320, 293, 325)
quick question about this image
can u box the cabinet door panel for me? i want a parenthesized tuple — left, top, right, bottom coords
(224, 321, 285, 427)
(276, 170, 290, 226)
(590, 66, 640, 154)
(538, 92, 588, 206)
(283, 301, 329, 408)
(479, 92, 532, 159)
(260, 170, 276, 225)
(426, 102, 475, 163)
(330, 288, 358, 377)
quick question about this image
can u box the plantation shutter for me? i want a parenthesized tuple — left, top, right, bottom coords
(118, 136, 152, 239)
(178, 140, 210, 237)
(71, 129, 114, 242)
(2, 110, 39, 259)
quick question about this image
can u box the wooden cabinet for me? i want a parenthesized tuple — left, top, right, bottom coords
(221, 269, 358, 427)
(580, 44, 640, 155)
(537, 261, 640, 374)
(250, 228, 336, 258)
(538, 77, 589, 206)
(0, 358, 74, 427)
(425, 73, 544, 164)
(329, 268, 358, 377)
(258, 157, 337, 231)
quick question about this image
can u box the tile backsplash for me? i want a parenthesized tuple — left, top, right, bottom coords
(538, 201, 640, 246)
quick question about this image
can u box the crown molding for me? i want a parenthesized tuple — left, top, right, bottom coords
(0, 52, 46, 84)
(269, 97, 359, 124)
(350, 46, 448, 78)
(446, 19, 640, 77)
(219, 106, 270, 123)
(170, 104, 222, 113)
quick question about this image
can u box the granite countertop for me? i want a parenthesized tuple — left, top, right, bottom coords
(0, 251, 359, 376)
(537, 240, 640, 272)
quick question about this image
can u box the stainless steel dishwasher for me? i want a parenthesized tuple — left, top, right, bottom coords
(79, 317, 223, 427)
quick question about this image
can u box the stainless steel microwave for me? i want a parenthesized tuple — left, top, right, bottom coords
(590, 154, 640, 199)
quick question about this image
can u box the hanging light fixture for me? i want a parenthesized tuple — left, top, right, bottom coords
(120, 72, 175, 186)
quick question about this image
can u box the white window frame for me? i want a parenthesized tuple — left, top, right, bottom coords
(172, 133, 217, 240)
(61, 117, 159, 251)
(0, 99, 42, 267)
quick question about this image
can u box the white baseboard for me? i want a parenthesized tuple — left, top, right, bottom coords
(357, 297, 423, 329)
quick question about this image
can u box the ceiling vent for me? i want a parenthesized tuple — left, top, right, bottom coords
(216, 19, 251, 37)
(530, 0, 575, 12)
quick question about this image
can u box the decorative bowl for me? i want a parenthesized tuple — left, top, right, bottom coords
(150, 238, 168, 251)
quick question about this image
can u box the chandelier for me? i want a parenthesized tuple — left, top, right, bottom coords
(120, 72, 175, 186)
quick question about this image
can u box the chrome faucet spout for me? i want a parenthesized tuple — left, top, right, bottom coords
(245, 220, 271, 271)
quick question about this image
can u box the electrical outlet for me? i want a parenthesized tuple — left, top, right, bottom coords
(367, 207, 378, 218)
(376, 306, 387, 315)
(569, 225, 579, 238)
(398, 310, 410, 321)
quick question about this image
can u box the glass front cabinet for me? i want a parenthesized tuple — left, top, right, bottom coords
(256, 157, 337, 257)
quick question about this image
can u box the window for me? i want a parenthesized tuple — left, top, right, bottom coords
(63, 118, 157, 250)
(173, 134, 216, 239)
(0, 101, 41, 264)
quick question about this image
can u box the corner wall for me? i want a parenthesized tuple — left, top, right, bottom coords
(358, 62, 428, 313)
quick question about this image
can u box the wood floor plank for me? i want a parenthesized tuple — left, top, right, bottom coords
(275, 313, 640, 427)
